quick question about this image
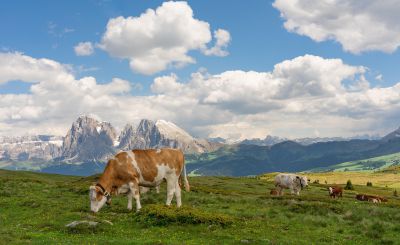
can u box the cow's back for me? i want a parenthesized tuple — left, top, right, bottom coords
(102, 149, 184, 186)
(275, 173, 294, 186)
(132, 148, 184, 183)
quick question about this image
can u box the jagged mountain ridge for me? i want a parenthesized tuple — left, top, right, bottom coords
(0, 115, 220, 165)
(1, 115, 400, 176)
(118, 119, 219, 154)
(0, 135, 63, 162)
(60, 115, 118, 162)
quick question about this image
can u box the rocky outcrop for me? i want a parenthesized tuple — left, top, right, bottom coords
(1, 116, 221, 165)
(119, 119, 219, 154)
(0, 135, 63, 161)
(61, 115, 117, 162)
(117, 124, 137, 150)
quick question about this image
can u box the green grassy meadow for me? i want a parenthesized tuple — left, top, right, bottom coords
(1, 169, 400, 244)
(310, 152, 400, 173)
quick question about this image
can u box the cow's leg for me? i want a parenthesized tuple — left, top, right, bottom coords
(140, 186, 150, 194)
(129, 181, 141, 211)
(276, 186, 282, 196)
(166, 177, 177, 206)
(290, 188, 295, 195)
(127, 191, 133, 211)
(175, 179, 182, 207)
(156, 185, 160, 194)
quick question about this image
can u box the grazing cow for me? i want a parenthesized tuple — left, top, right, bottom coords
(270, 189, 279, 196)
(356, 194, 387, 203)
(328, 186, 343, 198)
(274, 173, 308, 196)
(89, 148, 190, 213)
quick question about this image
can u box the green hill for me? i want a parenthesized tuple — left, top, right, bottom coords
(186, 138, 400, 176)
(2, 169, 400, 244)
(309, 152, 400, 173)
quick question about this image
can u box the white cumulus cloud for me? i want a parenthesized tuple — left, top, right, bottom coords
(98, 1, 230, 75)
(202, 29, 231, 56)
(273, 0, 400, 54)
(1, 52, 400, 140)
(74, 42, 94, 56)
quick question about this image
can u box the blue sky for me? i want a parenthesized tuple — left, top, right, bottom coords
(1, 0, 400, 139)
(2, 0, 398, 94)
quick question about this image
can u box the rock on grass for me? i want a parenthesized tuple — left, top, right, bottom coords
(65, 220, 113, 234)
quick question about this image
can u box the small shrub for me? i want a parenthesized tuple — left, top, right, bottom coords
(345, 180, 354, 190)
(135, 204, 234, 226)
(394, 189, 398, 197)
(313, 179, 320, 184)
(366, 182, 373, 187)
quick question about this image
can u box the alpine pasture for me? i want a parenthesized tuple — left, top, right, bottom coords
(1, 169, 400, 244)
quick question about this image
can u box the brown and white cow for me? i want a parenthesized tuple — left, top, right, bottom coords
(328, 186, 343, 198)
(89, 148, 190, 213)
(270, 189, 279, 196)
(355, 194, 387, 203)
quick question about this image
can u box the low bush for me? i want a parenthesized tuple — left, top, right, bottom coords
(366, 182, 373, 187)
(134, 204, 234, 226)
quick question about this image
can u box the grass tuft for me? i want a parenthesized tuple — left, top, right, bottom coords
(135, 204, 234, 226)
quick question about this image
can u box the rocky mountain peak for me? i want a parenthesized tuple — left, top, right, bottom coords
(118, 123, 137, 150)
(155, 119, 193, 140)
(1, 116, 221, 167)
(61, 115, 117, 162)
(118, 119, 218, 153)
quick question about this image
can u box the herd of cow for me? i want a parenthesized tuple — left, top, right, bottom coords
(89, 148, 388, 213)
(270, 173, 387, 203)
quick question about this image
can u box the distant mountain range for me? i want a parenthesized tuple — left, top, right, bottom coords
(239, 134, 381, 146)
(0, 115, 220, 174)
(186, 129, 400, 176)
(0, 115, 399, 176)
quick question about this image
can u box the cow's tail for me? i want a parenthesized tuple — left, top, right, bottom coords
(181, 158, 190, 192)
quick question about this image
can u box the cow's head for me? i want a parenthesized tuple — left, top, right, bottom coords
(296, 176, 308, 189)
(328, 187, 333, 194)
(89, 185, 109, 213)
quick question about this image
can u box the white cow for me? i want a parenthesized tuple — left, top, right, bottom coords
(274, 173, 308, 196)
